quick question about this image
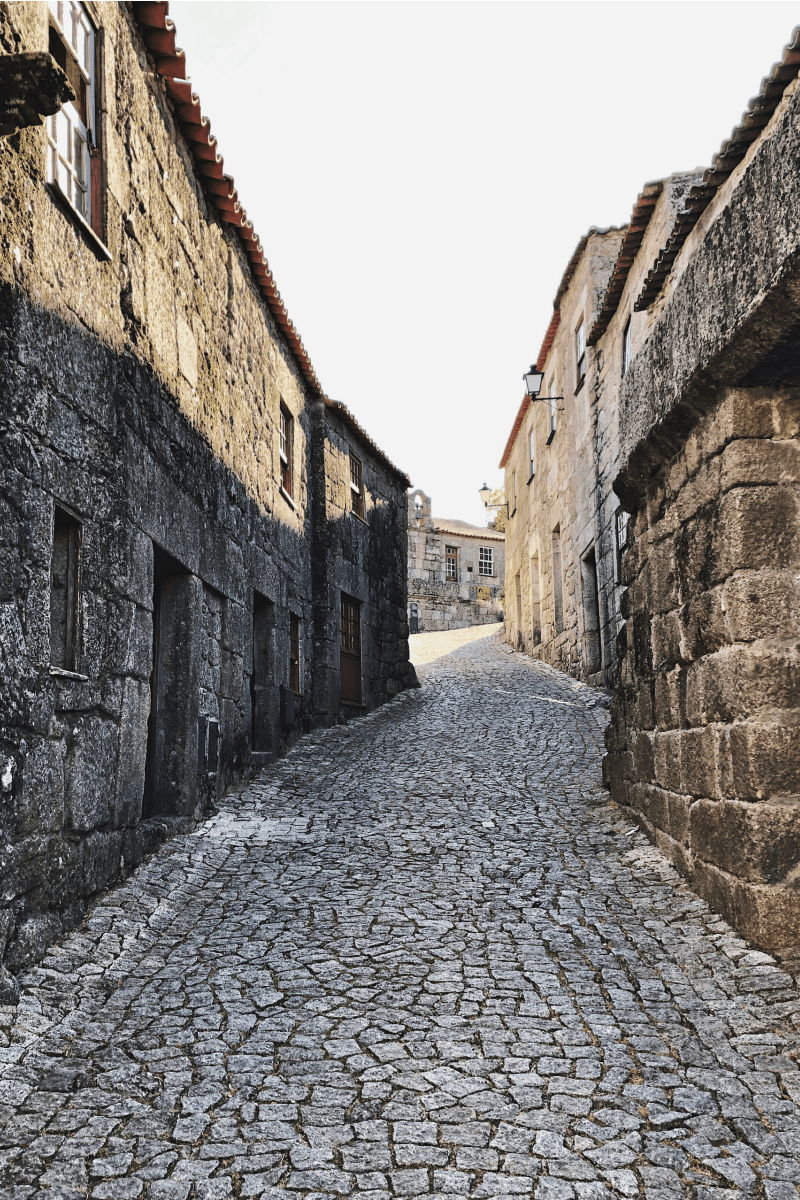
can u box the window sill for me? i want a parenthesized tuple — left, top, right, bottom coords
(527, 472, 535, 485)
(574, 375, 585, 395)
(546, 429, 556, 445)
(49, 665, 89, 682)
(350, 510, 369, 527)
(46, 183, 111, 262)
(279, 485, 297, 511)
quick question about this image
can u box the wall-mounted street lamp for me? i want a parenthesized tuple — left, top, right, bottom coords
(479, 483, 508, 517)
(523, 364, 563, 402)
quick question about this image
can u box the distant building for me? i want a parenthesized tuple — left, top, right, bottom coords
(407, 491, 504, 632)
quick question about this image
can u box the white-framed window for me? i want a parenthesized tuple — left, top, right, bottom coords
(528, 428, 535, 480)
(615, 508, 630, 583)
(445, 545, 457, 582)
(576, 320, 586, 386)
(46, 1, 95, 225)
(479, 546, 494, 577)
(622, 316, 632, 377)
(349, 452, 364, 519)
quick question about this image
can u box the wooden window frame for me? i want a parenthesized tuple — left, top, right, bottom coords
(46, 1, 104, 241)
(289, 612, 301, 694)
(279, 404, 293, 498)
(339, 593, 362, 706)
(478, 546, 494, 577)
(445, 545, 458, 582)
(349, 451, 365, 520)
(575, 320, 586, 389)
(622, 315, 632, 378)
(615, 508, 630, 583)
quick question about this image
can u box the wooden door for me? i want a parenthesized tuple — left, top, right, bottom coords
(340, 594, 362, 705)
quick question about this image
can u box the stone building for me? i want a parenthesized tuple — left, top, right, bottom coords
(0, 0, 414, 995)
(503, 25, 800, 949)
(407, 490, 504, 632)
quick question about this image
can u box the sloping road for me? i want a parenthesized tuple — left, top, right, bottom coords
(2, 632, 800, 1199)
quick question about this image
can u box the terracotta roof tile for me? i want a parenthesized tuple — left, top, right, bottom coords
(434, 518, 505, 542)
(587, 180, 663, 346)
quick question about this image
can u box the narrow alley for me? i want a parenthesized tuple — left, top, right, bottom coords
(2, 631, 800, 1199)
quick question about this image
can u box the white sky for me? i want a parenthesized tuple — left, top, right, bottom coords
(170, 1, 797, 527)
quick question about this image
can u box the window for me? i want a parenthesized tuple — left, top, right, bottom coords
(446, 546, 458, 581)
(547, 381, 558, 443)
(615, 508, 630, 582)
(622, 316, 632, 377)
(575, 320, 586, 387)
(50, 506, 81, 671)
(511, 470, 517, 515)
(289, 613, 301, 694)
(350, 452, 365, 519)
(479, 546, 494, 577)
(528, 428, 535, 481)
(552, 529, 564, 635)
(46, 2, 97, 230)
(279, 404, 293, 497)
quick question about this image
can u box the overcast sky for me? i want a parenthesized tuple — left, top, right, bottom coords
(171, 1, 796, 527)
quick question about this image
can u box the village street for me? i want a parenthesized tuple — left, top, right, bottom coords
(2, 630, 800, 1200)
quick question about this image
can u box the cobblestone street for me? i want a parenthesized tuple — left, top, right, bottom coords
(3, 632, 800, 1200)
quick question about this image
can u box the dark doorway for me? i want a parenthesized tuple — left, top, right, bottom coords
(250, 592, 274, 755)
(581, 547, 602, 674)
(143, 546, 199, 818)
(340, 593, 362, 706)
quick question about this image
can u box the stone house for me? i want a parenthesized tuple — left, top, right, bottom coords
(0, 0, 414, 995)
(407, 490, 504, 632)
(503, 24, 800, 950)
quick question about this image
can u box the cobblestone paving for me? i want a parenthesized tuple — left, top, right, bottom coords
(3, 633, 800, 1200)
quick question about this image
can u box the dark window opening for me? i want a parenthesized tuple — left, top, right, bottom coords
(552, 529, 564, 635)
(289, 612, 301, 694)
(350, 452, 365, 519)
(581, 547, 602, 674)
(251, 592, 274, 754)
(622, 316, 632, 377)
(50, 506, 81, 671)
(340, 594, 362, 705)
(576, 321, 586, 387)
(279, 404, 293, 497)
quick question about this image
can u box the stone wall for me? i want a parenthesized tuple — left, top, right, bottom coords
(605, 69, 800, 950)
(0, 2, 413, 996)
(605, 387, 800, 948)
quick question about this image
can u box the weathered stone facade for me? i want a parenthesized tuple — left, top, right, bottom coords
(407, 490, 504, 632)
(504, 28, 800, 949)
(0, 1, 413, 996)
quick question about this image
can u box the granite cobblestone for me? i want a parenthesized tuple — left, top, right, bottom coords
(2, 633, 800, 1199)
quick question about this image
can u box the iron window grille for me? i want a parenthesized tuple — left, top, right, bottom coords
(47, 1, 97, 228)
(479, 546, 494, 577)
(445, 546, 458, 581)
(279, 404, 293, 497)
(350, 452, 365, 519)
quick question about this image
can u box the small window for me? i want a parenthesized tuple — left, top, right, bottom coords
(445, 546, 458, 582)
(615, 508, 630, 583)
(479, 546, 494, 577)
(528, 429, 535, 481)
(576, 321, 586, 387)
(622, 316, 632, 377)
(47, 2, 99, 232)
(350, 452, 365, 519)
(279, 404, 293, 497)
(50, 506, 81, 671)
(547, 383, 558, 442)
(289, 612, 301, 694)
(511, 470, 517, 515)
